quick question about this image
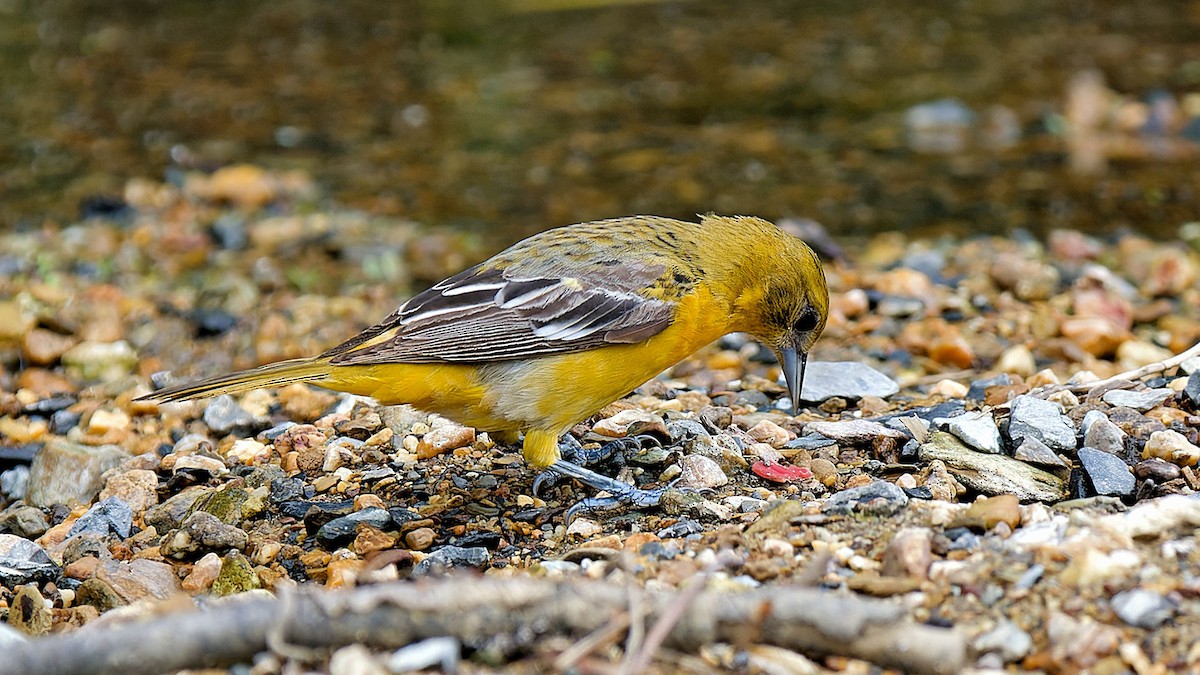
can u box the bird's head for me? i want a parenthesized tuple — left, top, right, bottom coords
(733, 232, 829, 413)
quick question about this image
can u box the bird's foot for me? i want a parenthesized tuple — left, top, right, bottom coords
(547, 459, 674, 523)
(532, 434, 661, 495)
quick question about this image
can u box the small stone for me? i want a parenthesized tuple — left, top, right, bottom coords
(1101, 388, 1173, 412)
(0, 505, 49, 539)
(967, 374, 1013, 401)
(95, 558, 182, 603)
(404, 527, 436, 551)
(415, 425, 475, 459)
(21, 328, 76, 366)
(61, 341, 138, 381)
(1133, 458, 1180, 482)
(1078, 447, 1135, 497)
(1012, 436, 1068, 468)
(1007, 395, 1076, 453)
(99, 470, 159, 516)
(951, 494, 1021, 531)
(821, 480, 908, 515)
(677, 455, 728, 489)
(68, 497, 133, 539)
(181, 552, 223, 592)
(0, 535, 59, 587)
(160, 512, 249, 558)
(171, 455, 228, 475)
(809, 458, 838, 487)
(1081, 412, 1126, 456)
(995, 345, 1037, 377)
(386, 637, 461, 674)
(211, 552, 262, 596)
(1111, 589, 1176, 629)
(930, 379, 968, 398)
(203, 395, 261, 435)
(26, 439, 129, 508)
(972, 619, 1033, 663)
(8, 585, 52, 636)
(746, 420, 791, 447)
(412, 546, 489, 576)
(798, 361, 899, 402)
(144, 486, 215, 532)
(1142, 429, 1200, 467)
(225, 439, 270, 464)
(316, 507, 393, 548)
(803, 419, 906, 445)
(86, 409, 129, 434)
(938, 411, 1003, 454)
(1184, 371, 1200, 406)
(882, 527, 932, 579)
(1, 466, 30, 501)
(329, 643, 388, 675)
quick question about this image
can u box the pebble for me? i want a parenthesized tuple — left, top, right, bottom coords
(203, 395, 262, 435)
(952, 494, 1022, 530)
(1183, 371, 1200, 406)
(1081, 412, 1126, 455)
(1077, 448, 1135, 497)
(1141, 429, 1200, 466)
(412, 546, 489, 576)
(8, 585, 52, 636)
(316, 507, 393, 548)
(181, 552, 223, 592)
(1132, 458, 1180, 482)
(1100, 388, 1173, 412)
(821, 480, 908, 515)
(798, 361, 900, 402)
(0, 535, 59, 586)
(67, 497, 133, 539)
(226, 439, 270, 464)
(211, 552, 261, 596)
(0, 505, 49, 539)
(26, 439, 128, 508)
(160, 512, 249, 558)
(882, 527, 932, 579)
(94, 558, 182, 603)
(1110, 589, 1176, 629)
(677, 455, 728, 489)
(746, 420, 791, 447)
(386, 637, 461, 674)
(1007, 395, 1076, 453)
(938, 410, 1003, 454)
(86, 409, 129, 435)
(99, 469, 159, 516)
(972, 619, 1033, 664)
(415, 425, 475, 459)
(1012, 436, 1068, 468)
(1097, 494, 1200, 539)
(803, 419, 906, 445)
(404, 527, 436, 551)
(60, 340, 137, 381)
(919, 432, 1067, 502)
(1, 466, 30, 501)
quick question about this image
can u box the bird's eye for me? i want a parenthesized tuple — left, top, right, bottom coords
(794, 309, 819, 332)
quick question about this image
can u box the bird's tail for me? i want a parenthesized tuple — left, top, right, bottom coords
(137, 357, 333, 402)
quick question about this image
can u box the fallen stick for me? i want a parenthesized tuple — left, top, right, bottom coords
(1, 576, 966, 675)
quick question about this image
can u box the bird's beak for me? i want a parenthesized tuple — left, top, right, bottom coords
(781, 346, 807, 415)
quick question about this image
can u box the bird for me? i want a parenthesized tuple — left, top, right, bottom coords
(140, 214, 829, 509)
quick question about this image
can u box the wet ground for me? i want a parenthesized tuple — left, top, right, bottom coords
(3, 0, 1200, 241)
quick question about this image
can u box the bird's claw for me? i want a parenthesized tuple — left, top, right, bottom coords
(547, 459, 672, 523)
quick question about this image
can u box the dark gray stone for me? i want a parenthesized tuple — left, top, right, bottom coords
(0, 534, 60, 586)
(68, 497, 133, 539)
(203, 395, 262, 435)
(413, 545, 490, 576)
(1101, 388, 1172, 412)
(822, 480, 908, 515)
(315, 507, 393, 548)
(1078, 447, 1135, 497)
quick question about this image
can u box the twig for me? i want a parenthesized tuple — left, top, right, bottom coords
(0, 576, 967, 675)
(622, 563, 714, 674)
(1033, 339, 1200, 399)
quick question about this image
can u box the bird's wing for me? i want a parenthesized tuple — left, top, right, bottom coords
(323, 261, 677, 364)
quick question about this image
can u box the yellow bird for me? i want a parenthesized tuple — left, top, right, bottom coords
(141, 214, 828, 505)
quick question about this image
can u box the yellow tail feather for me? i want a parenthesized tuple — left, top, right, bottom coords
(138, 357, 333, 402)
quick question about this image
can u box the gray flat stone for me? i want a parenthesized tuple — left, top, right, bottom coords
(1078, 447, 1135, 497)
(1007, 395, 1076, 453)
(798, 361, 899, 402)
(938, 411, 1003, 454)
(1100, 388, 1173, 412)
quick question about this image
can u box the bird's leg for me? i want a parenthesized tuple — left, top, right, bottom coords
(546, 460, 673, 523)
(532, 434, 661, 494)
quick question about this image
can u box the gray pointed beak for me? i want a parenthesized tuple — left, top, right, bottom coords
(781, 346, 808, 415)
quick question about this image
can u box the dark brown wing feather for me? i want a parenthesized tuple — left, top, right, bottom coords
(323, 260, 676, 365)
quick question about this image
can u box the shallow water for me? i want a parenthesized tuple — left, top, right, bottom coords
(2, 0, 1199, 239)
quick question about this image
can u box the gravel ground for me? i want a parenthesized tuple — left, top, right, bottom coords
(0, 168, 1198, 673)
